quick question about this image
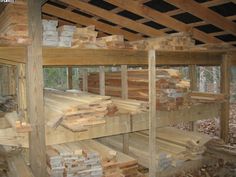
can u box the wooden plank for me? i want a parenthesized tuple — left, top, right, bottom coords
(60, 0, 165, 37)
(99, 66, 105, 96)
(220, 54, 230, 142)
(148, 50, 156, 176)
(82, 68, 88, 91)
(189, 65, 197, 131)
(0, 47, 26, 63)
(26, 1, 46, 177)
(106, 0, 222, 43)
(43, 48, 225, 66)
(121, 65, 129, 154)
(166, 0, 236, 35)
(42, 4, 142, 41)
(67, 66, 73, 89)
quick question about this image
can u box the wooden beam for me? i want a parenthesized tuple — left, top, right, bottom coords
(106, 0, 223, 43)
(42, 4, 142, 41)
(67, 67, 73, 89)
(42, 48, 225, 66)
(27, 1, 46, 177)
(220, 54, 230, 142)
(189, 65, 198, 131)
(166, 0, 236, 35)
(0, 47, 26, 64)
(82, 69, 88, 92)
(121, 65, 129, 154)
(59, 0, 165, 37)
(148, 50, 156, 176)
(99, 66, 105, 96)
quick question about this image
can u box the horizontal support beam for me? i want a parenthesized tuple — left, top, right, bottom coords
(0, 47, 229, 66)
(0, 47, 26, 64)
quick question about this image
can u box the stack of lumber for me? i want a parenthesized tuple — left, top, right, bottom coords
(47, 140, 139, 177)
(85, 69, 190, 111)
(47, 142, 103, 177)
(58, 25, 76, 47)
(96, 35, 125, 49)
(72, 26, 98, 48)
(45, 89, 118, 132)
(128, 33, 195, 50)
(0, 0, 29, 45)
(98, 127, 211, 172)
(0, 96, 16, 112)
(42, 19, 59, 46)
(112, 97, 148, 115)
(190, 91, 226, 103)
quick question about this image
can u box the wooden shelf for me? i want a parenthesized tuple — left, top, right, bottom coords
(0, 102, 220, 148)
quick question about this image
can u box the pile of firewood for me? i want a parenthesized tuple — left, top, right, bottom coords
(0, 96, 16, 112)
(84, 69, 190, 111)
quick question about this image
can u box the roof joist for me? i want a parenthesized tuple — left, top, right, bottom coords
(42, 4, 142, 41)
(59, 0, 165, 37)
(105, 0, 223, 43)
(166, 0, 236, 35)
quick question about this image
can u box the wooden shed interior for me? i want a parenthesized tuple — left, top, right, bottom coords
(0, 0, 236, 177)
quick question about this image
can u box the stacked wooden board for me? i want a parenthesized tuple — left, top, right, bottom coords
(47, 140, 140, 177)
(84, 69, 190, 111)
(42, 19, 59, 46)
(98, 127, 211, 172)
(45, 89, 118, 132)
(0, 0, 29, 45)
(127, 33, 195, 50)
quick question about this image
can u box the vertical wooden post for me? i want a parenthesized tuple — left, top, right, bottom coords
(189, 65, 197, 131)
(67, 67, 73, 89)
(121, 65, 129, 154)
(27, 1, 46, 177)
(220, 54, 230, 143)
(148, 50, 156, 177)
(99, 66, 105, 96)
(82, 69, 88, 92)
(17, 64, 27, 121)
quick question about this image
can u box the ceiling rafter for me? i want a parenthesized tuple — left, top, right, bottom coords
(105, 0, 223, 43)
(42, 4, 143, 41)
(59, 0, 165, 37)
(166, 0, 236, 35)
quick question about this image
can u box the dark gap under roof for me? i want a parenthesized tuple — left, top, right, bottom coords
(172, 12, 202, 24)
(88, 0, 117, 10)
(144, 21, 166, 30)
(209, 2, 236, 17)
(194, 39, 204, 45)
(121, 27, 139, 34)
(47, 0, 67, 9)
(117, 10, 143, 20)
(215, 34, 236, 42)
(71, 9, 93, 18)
(165, 30, 178, 34)
(194, 0, 210, 3)
(143, 35, 150, 38)
(195, 24, 223, 33)
(144, 0, 178, 13)
(98, 19, 117, 26)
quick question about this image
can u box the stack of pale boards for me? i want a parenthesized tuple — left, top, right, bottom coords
(47, 140, 141, 177)
(0, 0, 30, 45)
(42, 19, 195, 50)
(98, 127, 212, 172)
(84, 69, 190, 111)
(45, 89, 147, 132)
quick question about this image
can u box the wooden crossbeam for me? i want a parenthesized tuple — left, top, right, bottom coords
(166, 0, 236, 35)
(59, 0, 165, 37)
(42, 4, 142, 41)
(106, 0, 223, 43)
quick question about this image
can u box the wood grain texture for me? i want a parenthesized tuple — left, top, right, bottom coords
(148, 50, 157, 176)
(27, 0, 46, 176)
